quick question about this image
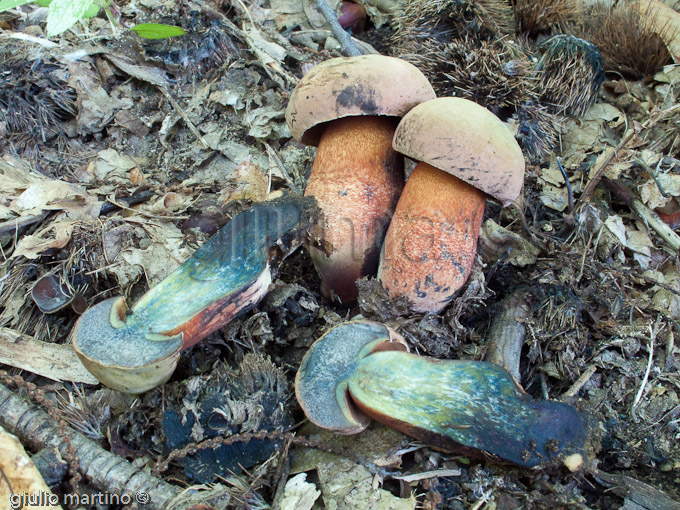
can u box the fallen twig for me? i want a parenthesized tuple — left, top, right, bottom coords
(0, 382, 227, 509)
(158, 87, 210, 150)
(0, 327, 99, 385)
(315, 0, 364, 56)
(563, 365, 597, 398)
(484, 290, 530, 382)
(604, 177, 680, 254)
(594, 468, 680, 510)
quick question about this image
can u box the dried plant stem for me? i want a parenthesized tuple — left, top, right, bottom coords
(563, 365, 597, 398)
(632, 324, 657, 410)
(485, 290, 530, 382)
(604, 178, 680, 254)
(158, 87, 210, 149)
(0, 383, 182, 509)
(315, 0, 363, 56)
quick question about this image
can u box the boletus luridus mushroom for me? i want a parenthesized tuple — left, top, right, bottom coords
(378, 97, 525, 313)
(72, 194, 317, 394)
(296, 321, 592, 471)
(286, 55, 435, 304)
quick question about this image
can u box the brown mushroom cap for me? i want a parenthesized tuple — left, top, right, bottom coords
(286, 55, 436, 146)
(392, 97, 525, 206)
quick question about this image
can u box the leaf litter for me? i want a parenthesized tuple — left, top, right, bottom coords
(0, 0, 680, 509)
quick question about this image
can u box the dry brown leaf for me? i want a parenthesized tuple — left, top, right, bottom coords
(219, 160, 269, 204)
(12, 220, 74, 259)
(11, 181, 101, 220)
(0, 426, 62, 510)
(634, 0, 680, 63)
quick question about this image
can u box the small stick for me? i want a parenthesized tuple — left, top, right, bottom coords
(315, 0, 364, 56)
(0, 382, 182, 509)
(263, 141, 301, 194)
(563, 365, 597, 398)
(158, 87, 210, 150)
(635, 158, 669, 198)
(557, 157, 574, 211)
(666, 329, 675, 372)
(0, 213, 46, 237)
(604, 177, 680, 254)
(632, 325, 657, 410)
(485, 290, 530, 382)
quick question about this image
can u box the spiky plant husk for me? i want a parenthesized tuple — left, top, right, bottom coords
(399, 34, 538, 111)
(514, 0, 582, 38)
(513, 101, 561, 162)
(0, 41, 76, 147)
(573, 1, 673, 79)
(393, 0, 515, 47)
(535, 34, 605, 116)
(393, 0, 536, 111)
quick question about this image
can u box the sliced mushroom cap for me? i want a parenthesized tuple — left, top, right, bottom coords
(286, 55, 436, 146)
(72, 297, 183, 394)
(392, 97, 525, 206)
(295, 321, 408, 434)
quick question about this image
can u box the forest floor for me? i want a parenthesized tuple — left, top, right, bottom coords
(1, 0, 680, 508)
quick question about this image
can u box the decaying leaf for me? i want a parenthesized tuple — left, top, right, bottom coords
(11, 181, 101, 220)
(111, 222, 190, 288)
(640, 173, 680, 209)
(290, 426, 415, 510)
(12, 220, 74, 259)
(67, 62, 134, 135)
(479, 219, 541, 266)
(88, 148, 142, 183)
(219, 160, 269, 204)
(279, 473, 321, 510)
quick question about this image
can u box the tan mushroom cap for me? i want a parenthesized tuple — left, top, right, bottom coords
(286, 55, 436, 146)
(393, 97, 525, 206)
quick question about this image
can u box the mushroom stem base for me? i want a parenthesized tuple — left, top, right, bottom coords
(306, 116, 404, 304)
(378, 162, 486, 312)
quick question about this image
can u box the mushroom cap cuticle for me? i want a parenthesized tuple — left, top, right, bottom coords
(286, 55, 436, 145)
(392, 97, 525, 206)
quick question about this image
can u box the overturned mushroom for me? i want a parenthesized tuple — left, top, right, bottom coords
(72, 194, 316, 394)
(296, 321, 590, 470)
(378, 97, 525, 312)
(286, 55, 435, 303)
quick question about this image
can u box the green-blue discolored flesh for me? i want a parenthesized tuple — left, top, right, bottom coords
(74, 195, 314, 369)
(295, 321, 407, 433)
(126, 196, 305, 337)
(347, 350, 588, 468)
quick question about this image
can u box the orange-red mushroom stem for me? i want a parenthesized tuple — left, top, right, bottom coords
(306, 116, 403, 303)
(378, 163, 485, 312)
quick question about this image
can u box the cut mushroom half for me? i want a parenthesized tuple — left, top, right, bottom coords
(296, 320, 591, 470)
(72, 194, 317, 394)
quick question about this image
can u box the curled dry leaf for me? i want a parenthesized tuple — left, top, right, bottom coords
(479, 219, 541, 266)
(12, 181, 101, 220)
(12, 220, 75, 260)
(218, 160, 269, 205)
